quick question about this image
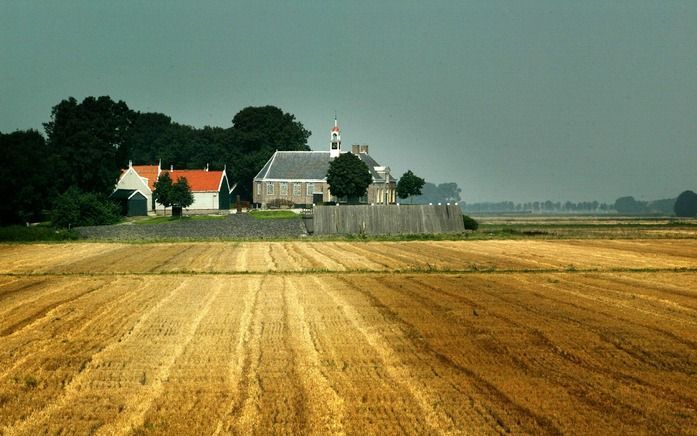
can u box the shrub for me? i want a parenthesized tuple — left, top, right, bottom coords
(50, 187, 121, 228)
(462, 215, 479, 231)
(674, 190, 697, 217)
(267, 198, 294, 209)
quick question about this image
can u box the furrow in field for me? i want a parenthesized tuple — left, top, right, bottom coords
(146, 244, 201, 272)
(0, 280, 109, 337)
(384, 274, 688, 434)
(3, 277, 187, 435)
(0, 244, 121, 274)
(335, 275, 563, 435)
(284, 276, 345, 433)
(331, 242, 405, 270)
(289, 243, 348, 271)
(0, 277, 163, 431)
(134, 278, 252, 434)
(103, 278, 224, 434)
(312, 242, 385, 271)
(0, 278, 48, 304)
(411, 273, 697, 432)
(226, 275, 307, 434)
(212, 276, 262, 434)
(290, 276, 439, 434)
(320, 275, 476, 434)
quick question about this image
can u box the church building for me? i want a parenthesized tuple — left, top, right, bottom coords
(252, 118, 396, 208)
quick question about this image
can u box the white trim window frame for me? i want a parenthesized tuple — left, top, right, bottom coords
(280, 182, 288, 196)
(293, 182, 301, 196)
(266, 182, 274, 195)
(306, 183, 315, 196)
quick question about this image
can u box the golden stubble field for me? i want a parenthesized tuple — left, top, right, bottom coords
(0, 240, 696, 435)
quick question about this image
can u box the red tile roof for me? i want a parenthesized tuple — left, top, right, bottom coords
(127, 165, 225, 192)
(165, 170, 224, 192)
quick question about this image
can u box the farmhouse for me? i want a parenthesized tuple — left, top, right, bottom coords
(115, 162, 234, 213)
(253, 118, 396, 208)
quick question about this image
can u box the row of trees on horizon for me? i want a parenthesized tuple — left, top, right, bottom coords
(460, 196, 682, 215)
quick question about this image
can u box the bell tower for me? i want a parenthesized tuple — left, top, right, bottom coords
(329, 115, 341, 159)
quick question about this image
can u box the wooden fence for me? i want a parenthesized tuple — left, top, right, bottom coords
(312, 204, 465, 235)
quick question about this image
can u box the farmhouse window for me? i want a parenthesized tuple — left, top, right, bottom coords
(293, 183, 301, 196)
(280, 182, 288, 196)
(307, 183, 315, 195)
(266, 182, 274, 195)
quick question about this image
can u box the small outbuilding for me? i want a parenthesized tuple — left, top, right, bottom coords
(110, 189, 148, 217)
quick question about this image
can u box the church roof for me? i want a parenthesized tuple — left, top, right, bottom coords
(254, 150, 395, 182)
(256, 151, 331, 181)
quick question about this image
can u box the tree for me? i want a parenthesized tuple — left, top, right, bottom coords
(227, 106, 311, 200)
(44, 96, 135, 195)
(50, 187, 120, 228)
(153, 172, 173, 214)
(326, 153, 372, 202)
(396, 170, 426, 203)
(0, 130, 54, 225)
(169, 177, 194, 216)
(674, 190, 697, 217)
(614, 196, 648, 215)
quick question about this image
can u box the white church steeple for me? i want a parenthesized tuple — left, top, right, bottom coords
(329, 115, 341, 159)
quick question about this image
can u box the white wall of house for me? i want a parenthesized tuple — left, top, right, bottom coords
(153, 191, 220, 211)
(190, 192, 219, 210)
(115, 169, 154, 210)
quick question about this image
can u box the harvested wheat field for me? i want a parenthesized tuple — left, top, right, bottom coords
(1, 240, 696, 435)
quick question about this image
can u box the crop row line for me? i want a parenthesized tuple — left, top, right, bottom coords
(3, 266, 697, 277)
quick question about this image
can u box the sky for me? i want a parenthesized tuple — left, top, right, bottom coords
(2, 1, 696, 203)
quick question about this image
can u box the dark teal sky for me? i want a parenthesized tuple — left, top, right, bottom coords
(2, 1, 696, 202)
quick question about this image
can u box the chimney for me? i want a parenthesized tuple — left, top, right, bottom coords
(360, 144, 369, 154)
(128, 160, 132, 168)
(205, 163, 209, 172)
(170, 164, 174, 171)
(352, 144, 360, 154)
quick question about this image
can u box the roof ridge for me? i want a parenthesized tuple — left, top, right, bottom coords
(263, 151, 278, 179)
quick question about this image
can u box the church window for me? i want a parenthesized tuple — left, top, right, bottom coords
(293, 183, 301, 196)
(266, 182, 274, 195)
(307, 183, 315, 195)
(280, 182, 288, 196)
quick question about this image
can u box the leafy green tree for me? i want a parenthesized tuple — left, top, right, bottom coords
(50, 187, 120, 228)
(44, 96, 135, 194)
(462, 215, 479, 231)
(227, 106, 311, 199)
(326, 153, 372, 202)
(396, 170, 426, 203)
(123, 112, 173, 164)
(153, 172, 173, 214)
(169, 177, 194, 216)
(674, 190, 697, 217)
(0, 130, 54, 225)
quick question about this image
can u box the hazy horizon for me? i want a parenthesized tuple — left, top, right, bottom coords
(3, 1, 696, 203)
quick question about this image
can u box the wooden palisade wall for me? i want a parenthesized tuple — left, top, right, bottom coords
(313, 204, 465, 235)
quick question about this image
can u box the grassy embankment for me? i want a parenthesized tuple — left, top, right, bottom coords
(133, 215, 226, 225)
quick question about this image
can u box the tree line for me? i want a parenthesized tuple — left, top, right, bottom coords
(0, 96, 310, 225)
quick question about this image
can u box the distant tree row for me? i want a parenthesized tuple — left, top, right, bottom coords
(1, 96, 310, 225)
(461, 200, 615, 213)
(411, 182, 461, 204)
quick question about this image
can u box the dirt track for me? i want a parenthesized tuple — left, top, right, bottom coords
(0, 241, 696, 434)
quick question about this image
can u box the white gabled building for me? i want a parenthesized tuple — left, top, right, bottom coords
(115, 162, 235, 213)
